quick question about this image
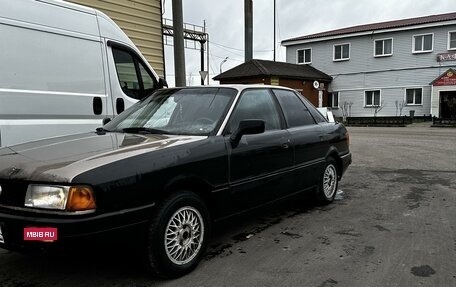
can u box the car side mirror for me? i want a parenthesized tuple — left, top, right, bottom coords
(102, 118, 111, 125)
(158, 78, 168, 88)
(230, 119, 265, 147)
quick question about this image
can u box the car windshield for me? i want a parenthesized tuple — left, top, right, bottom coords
(104, 87, 237, 136)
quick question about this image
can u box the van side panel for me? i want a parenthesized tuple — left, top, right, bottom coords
(96, 13, 159, 81)
(0, 0, 98, 36)
(0, 0, 160, 147)
(0, 23, 104, 93)
(98, 14, 160, 114)
(0, 17, 106, 146)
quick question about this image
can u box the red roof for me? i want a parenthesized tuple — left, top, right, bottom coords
(282, 12, 456, 44)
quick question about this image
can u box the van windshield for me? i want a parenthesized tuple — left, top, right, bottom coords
(104, 88, 237, 136)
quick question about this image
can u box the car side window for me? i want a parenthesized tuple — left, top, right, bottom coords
(300, 95, 327, 123)
(273, 89, 316, 127)
(227, 89, 281, 134)
(112, 47, 157, 100)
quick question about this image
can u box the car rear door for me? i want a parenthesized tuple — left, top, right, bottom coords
(272, 89, 327, 195)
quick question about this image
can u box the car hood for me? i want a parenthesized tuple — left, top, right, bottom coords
(0, 132, 206, 182)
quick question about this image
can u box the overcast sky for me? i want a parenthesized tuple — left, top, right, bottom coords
(161, 0, 455, 86)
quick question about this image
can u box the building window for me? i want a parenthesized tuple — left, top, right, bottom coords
(334, 43, 350, 61)
(405, 88, 423, 105)
(449, 31, 456, 50)
(413, 34, 433, 53)
(297, 48, 312, 64)
(328, 92, 339, 108)
(365, 90, 380, 107)
(374, 38, 393, 57)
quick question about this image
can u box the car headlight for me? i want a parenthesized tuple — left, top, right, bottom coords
(25, 185, 96, 211)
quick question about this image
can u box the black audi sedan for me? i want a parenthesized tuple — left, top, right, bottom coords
(0, 85, 351, 278)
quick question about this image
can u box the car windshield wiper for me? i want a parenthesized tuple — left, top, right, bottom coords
(122, 127, 170, 134)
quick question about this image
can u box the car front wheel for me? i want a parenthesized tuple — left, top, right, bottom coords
(145, 191, 210, 278)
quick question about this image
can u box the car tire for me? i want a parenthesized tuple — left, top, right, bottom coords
(317, 157, 339, 204)
(145, 191, 210, 278)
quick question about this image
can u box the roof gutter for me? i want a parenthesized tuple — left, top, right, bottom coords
(282, 20, 456, 46)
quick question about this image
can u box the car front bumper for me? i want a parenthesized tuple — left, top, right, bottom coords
(0, 203, 155, 254)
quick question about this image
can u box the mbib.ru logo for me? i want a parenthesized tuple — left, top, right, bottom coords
(24, 227, 58, 241)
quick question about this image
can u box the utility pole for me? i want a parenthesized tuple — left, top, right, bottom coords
(273, 0, 276, 61)
(245, 0, 253, 62)
(172, 0, 186, 87)
(163, 19, 208, 86)
(200, 42, 205, 85)
(205, 20, 210, 85)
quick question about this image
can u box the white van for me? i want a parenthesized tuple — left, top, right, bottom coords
(0, 0, 166, 147)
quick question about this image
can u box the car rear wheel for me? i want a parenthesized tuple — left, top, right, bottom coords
(317, 157, 338, 204)
(145, 191, 210, 278)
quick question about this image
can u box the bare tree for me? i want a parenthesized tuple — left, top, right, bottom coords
(348, 102, 354, 117)
(395, 100, 406, 116)
(341, 101, 349, 122)
(187, 73, 194, 86)
(373, 101, 385, 117)
(398, 100, 406, 116)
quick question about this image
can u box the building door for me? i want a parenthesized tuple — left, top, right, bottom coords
(440, 91, 456, 119)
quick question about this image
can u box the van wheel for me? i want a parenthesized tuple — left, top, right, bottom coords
(145, 191, 210, 278)
(317, 157, 338, 204)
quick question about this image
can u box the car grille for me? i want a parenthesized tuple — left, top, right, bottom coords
(0, 181, 28, 207)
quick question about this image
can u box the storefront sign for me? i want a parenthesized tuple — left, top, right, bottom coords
(433, 69, 456, 86)
(437, 52, 456, 62)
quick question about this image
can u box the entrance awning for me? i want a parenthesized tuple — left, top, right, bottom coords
(430, 69, 456, 119)
(430, 68, 456, 86)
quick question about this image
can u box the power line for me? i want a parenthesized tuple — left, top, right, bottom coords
(210, 52, 243, 63)
(212, 43, 244, 57)
(210, 41, 273, 53)
(207, 52, 218, 75)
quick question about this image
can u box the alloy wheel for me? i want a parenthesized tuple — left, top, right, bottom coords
(164, 206, 204, 265)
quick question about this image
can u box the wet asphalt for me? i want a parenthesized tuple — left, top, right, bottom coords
(0, 123, 455, 287)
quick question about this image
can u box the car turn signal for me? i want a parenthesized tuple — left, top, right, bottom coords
(66, 186, 96, 211)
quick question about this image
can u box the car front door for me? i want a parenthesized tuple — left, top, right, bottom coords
(224, 88, 293, 212)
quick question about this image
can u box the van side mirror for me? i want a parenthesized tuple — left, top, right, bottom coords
(102, 118, 111, 125)
(230, 119, 265, 147)
(158, 78, 168, 88)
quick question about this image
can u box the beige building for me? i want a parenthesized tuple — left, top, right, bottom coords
(70, 0, 165, 77)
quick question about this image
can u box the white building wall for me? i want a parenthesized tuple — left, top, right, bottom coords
(285, 23, 456, 117)
(431, 85, 456, 117)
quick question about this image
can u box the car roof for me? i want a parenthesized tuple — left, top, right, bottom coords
(171, 85, 297, 93)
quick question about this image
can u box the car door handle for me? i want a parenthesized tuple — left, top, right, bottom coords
(281, 141, 290, 149)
